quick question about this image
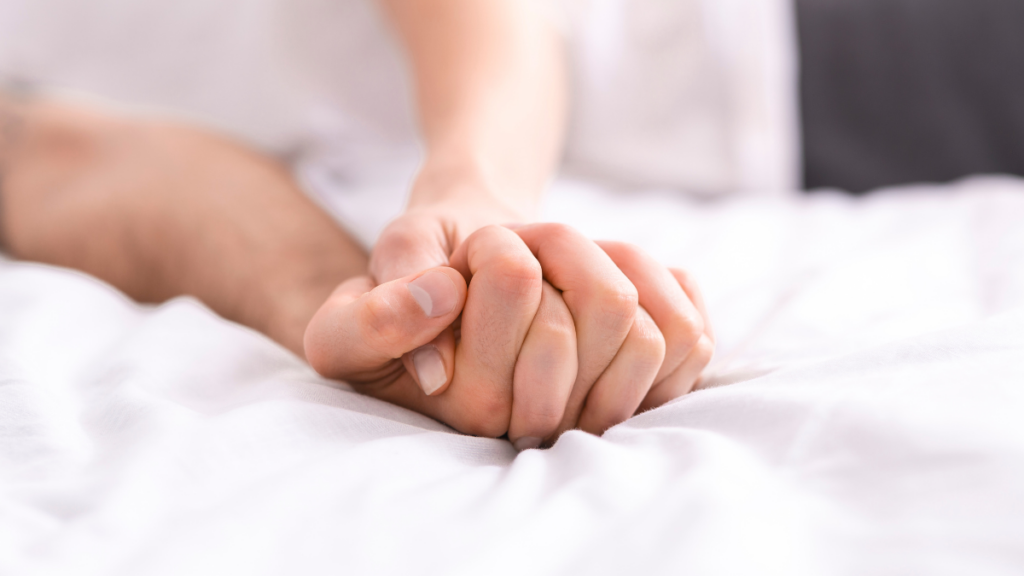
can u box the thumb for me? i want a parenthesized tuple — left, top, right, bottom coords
(370, 217, 452, 284)
(304, 267, 467, 395)
(370, 216, 462, 397)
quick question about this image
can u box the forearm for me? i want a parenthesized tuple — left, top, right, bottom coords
(380, 0, 567, 216)
(0, 100, 367, 356)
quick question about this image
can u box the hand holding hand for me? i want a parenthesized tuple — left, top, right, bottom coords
(305, 220, 715, 448)
(306, 151, 714, 448)
(488, 224, 716, 448)
(305, 225, 551, 438)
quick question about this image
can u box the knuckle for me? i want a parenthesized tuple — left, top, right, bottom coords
(595, 282, 640, 323)
(476, 223, 507, 236)
(372, 225, 441, 274)
(475, 223, 517, 244)
(468, 226, 543, 296)
(634, 316, 667, 367)
(519, 406, 566, 437)
(601, 240, 647, 263)
(491, 253, 543, 297)
(378, 227, 421, 254)
(535, 306, 577, 342)
(692, 335, 716, 367)
(684, 312, 706, 346)
(615, 241, 647, 261)
(669, 267, 692, 284)
(540, 222, 579, 245)
(456, 391, 512, 438)
(669, 267, 701, 297)
(666, 308, 705, 350)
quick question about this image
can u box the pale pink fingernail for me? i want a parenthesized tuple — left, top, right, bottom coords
(412, 345, 447, 395)
(513, 436, 543, 451)
(407, 271, 457, 318)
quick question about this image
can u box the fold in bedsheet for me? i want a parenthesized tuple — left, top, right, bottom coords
(3, 176, 1024, 575)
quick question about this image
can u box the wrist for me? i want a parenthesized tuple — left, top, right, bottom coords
(409, 152, 541, 219)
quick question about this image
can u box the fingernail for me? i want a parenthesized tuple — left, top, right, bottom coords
(412, 345, 447, 395)
(513, 436, 543, 452)
(407, 271, 458, 318)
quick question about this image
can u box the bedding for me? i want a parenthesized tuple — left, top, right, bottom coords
(3, 175, 1024, 575)
(3, 0, 1024, 572)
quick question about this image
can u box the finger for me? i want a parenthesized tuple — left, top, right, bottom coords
(370, 216, 450, 283)
(371, 217, 459, 396)
(639, 334, 715, 412)
(513, 224, 638, 435)
(303, 267, 466, 391)
(401, 327, 457, 397)
(597, 242, 705, 384)
(444, 224, 543, 437)
(576, 306, 665, 435)
(508, 281, 578, 451)
(669, 267, 715, 343)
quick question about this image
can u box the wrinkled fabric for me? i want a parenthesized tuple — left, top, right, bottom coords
(3, 176, 1024, 575)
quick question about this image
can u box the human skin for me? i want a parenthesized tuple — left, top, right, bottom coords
(0, 92, 713, 448)
(0, 96, 366, 354)
(0, 1, 716, 449)
(306, 0, 715, 448)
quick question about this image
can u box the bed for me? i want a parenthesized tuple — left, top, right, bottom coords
(4, 175, 1024, 574)
(2, 0, 1024, 573)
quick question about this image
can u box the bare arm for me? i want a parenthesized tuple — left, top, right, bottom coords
(380, 0, 567, 216)
(0, 97, 367, 356)
(0, 10, 712, 445)
(332, 3, 713, 447)
(370, 0, 569, 295)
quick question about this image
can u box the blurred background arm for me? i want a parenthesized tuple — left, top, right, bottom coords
(379, 0, 567, 221)
(0, 99, 368, 356)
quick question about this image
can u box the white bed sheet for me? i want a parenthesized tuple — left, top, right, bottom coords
(2, 176, 1024, 575)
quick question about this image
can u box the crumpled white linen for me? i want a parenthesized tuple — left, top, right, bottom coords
(2, 176, 1024, 575)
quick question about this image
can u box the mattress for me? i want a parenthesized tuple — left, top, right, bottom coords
(3, 175, 1024, 575)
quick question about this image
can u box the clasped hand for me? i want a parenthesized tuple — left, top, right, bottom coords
(304, 192, 714, 450)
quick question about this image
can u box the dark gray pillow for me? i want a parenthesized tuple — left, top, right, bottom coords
(797, 0, 1024, 193)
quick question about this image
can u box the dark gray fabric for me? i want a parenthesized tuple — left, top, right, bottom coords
(796, 0, 1024, 193)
